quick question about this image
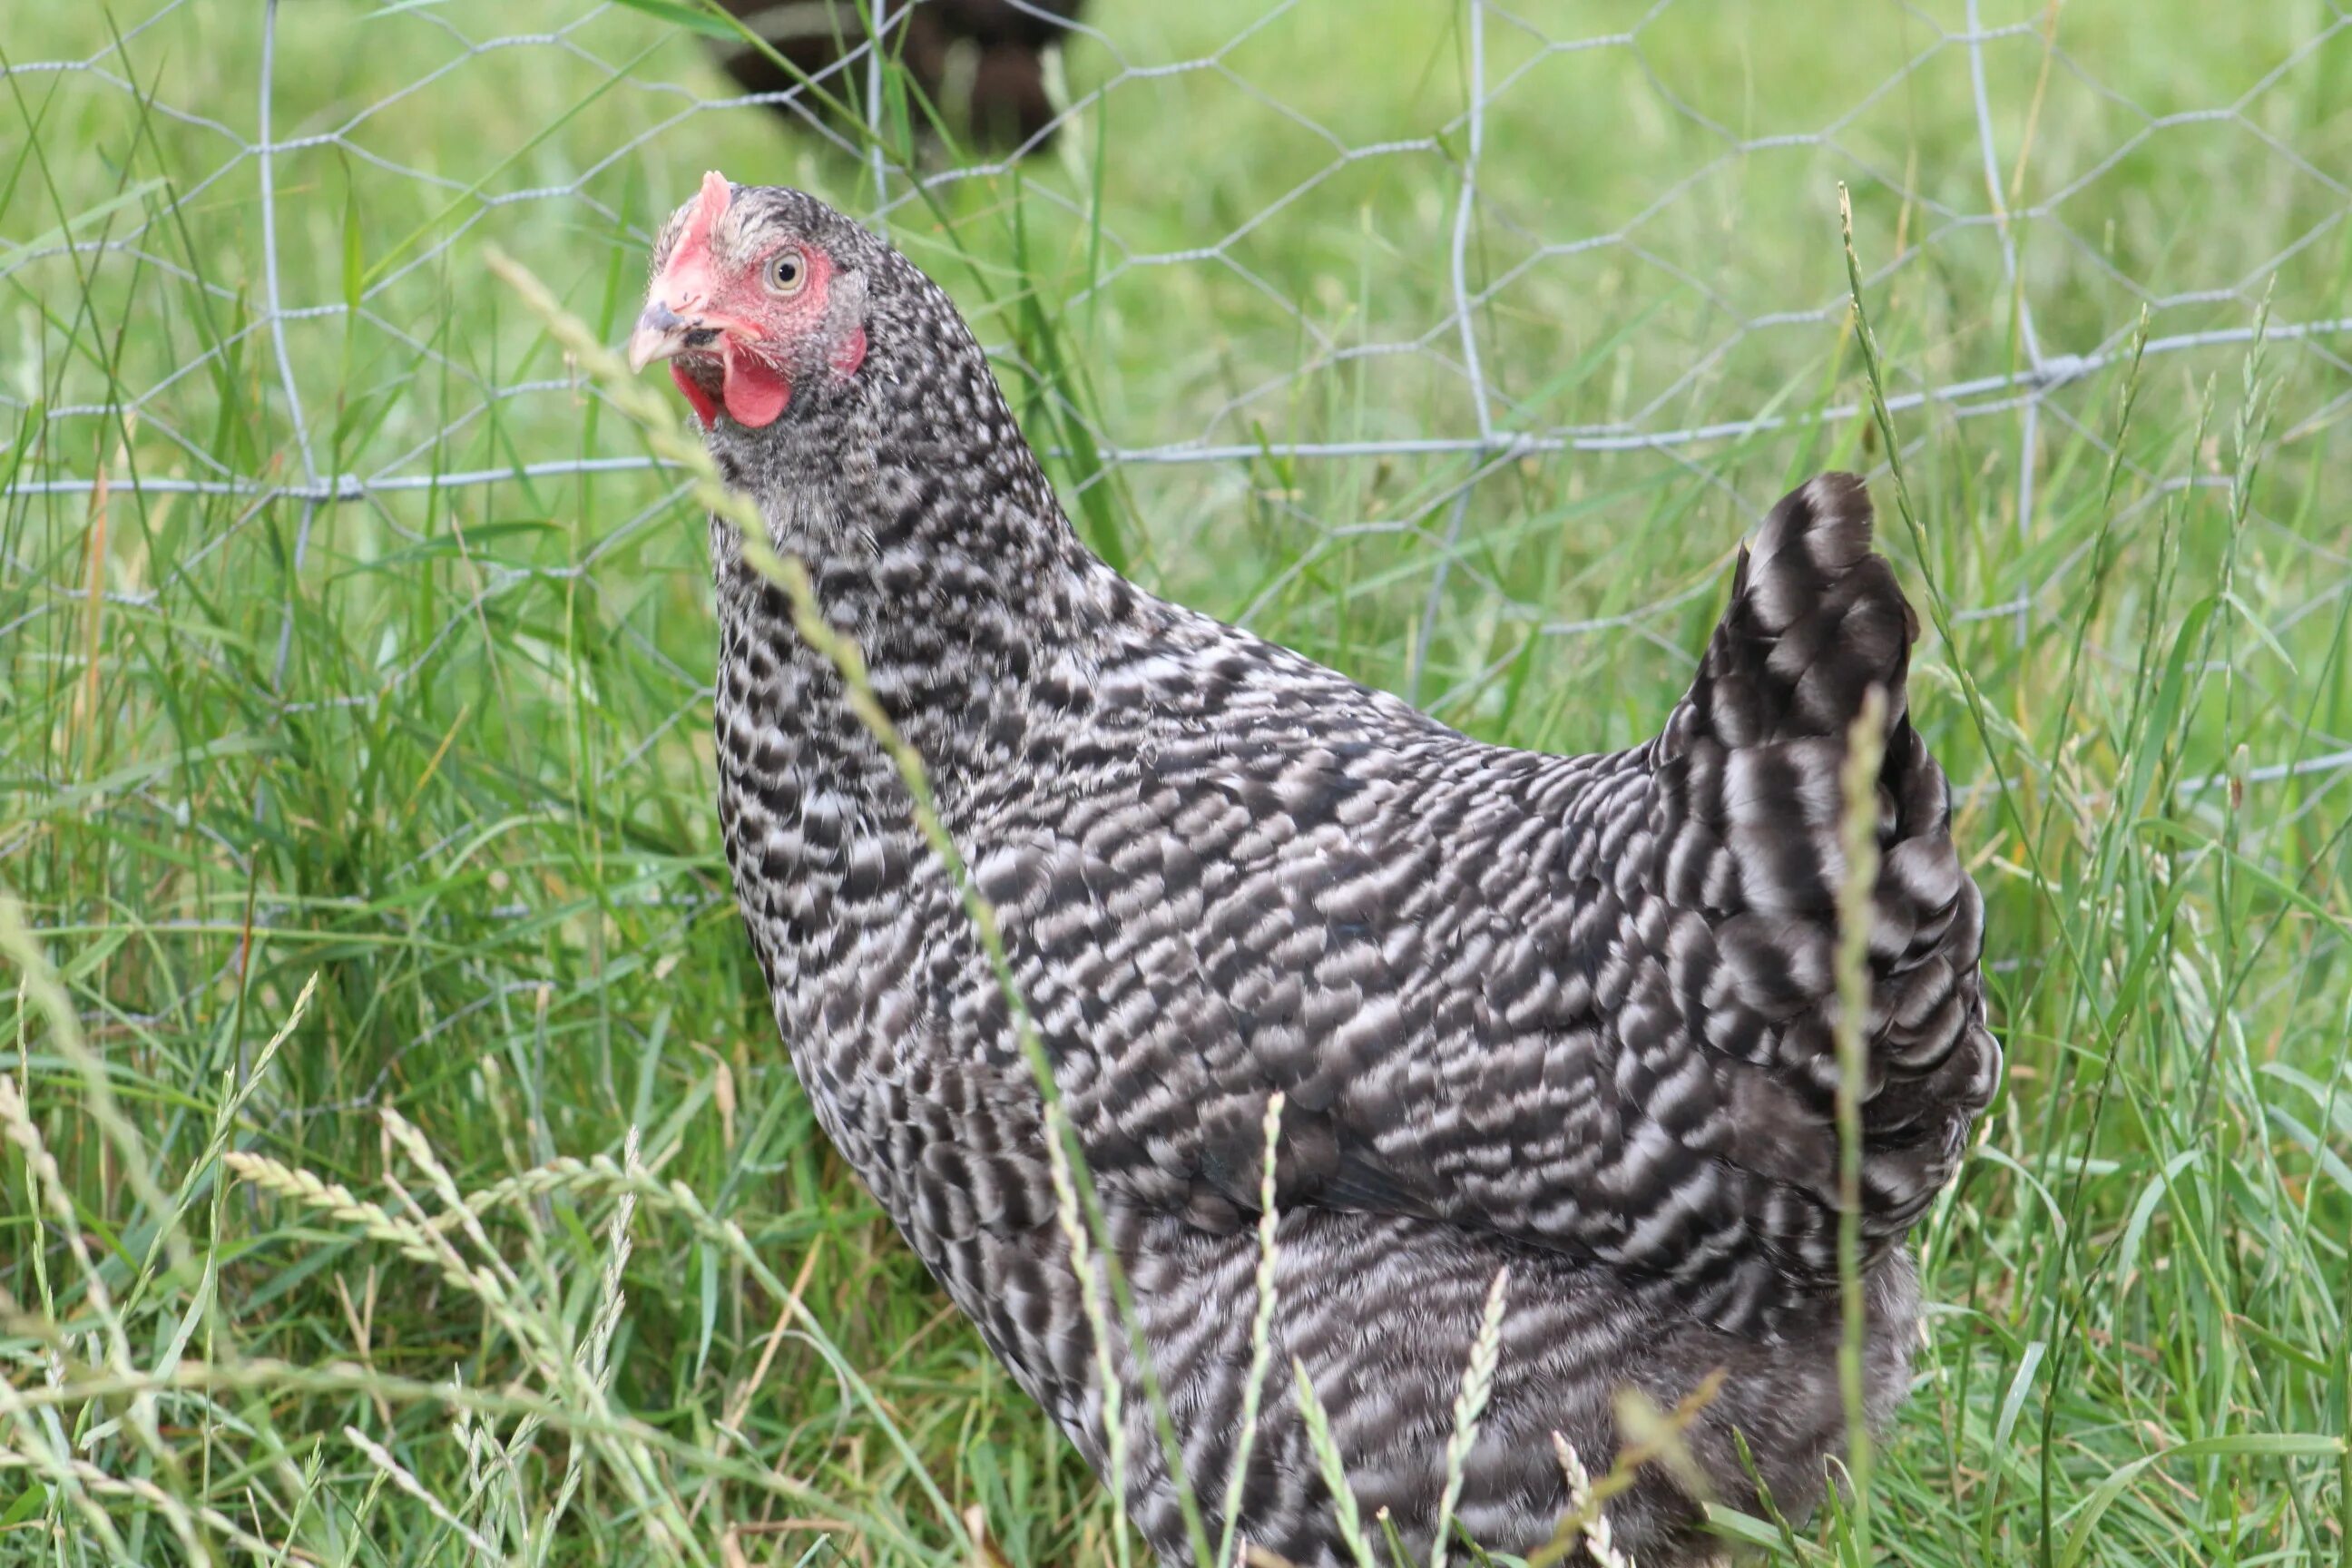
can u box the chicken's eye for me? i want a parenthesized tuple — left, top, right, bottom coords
(764, 250, 808, 297)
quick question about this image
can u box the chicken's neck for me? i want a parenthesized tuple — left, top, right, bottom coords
(703, 397, 1141, 825)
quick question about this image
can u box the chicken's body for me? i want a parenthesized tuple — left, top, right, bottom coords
(640, 179, 2000, 1565)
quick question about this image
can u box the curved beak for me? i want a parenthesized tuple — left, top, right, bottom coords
(626, 299, 703, 373)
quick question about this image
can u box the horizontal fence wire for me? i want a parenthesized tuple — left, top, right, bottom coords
(6, 0, 2352, 796)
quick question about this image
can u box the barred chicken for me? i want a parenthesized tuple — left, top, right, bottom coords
(626, 172, 2000, 1566)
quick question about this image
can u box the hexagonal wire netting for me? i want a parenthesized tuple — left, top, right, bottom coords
(15, 11, 2352, 1559)
(7, 0, 2352, 818)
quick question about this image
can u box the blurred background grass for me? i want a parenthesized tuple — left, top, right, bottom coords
(5, 1, 2352, 1563)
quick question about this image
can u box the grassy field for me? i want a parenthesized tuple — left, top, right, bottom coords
(6, 0, 2352, 1563)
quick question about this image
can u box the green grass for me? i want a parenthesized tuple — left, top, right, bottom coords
(6, 0, 2352, 1563)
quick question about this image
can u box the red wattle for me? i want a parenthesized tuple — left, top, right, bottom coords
(721, 339, 791, 428)
(670, 362, 719, 430)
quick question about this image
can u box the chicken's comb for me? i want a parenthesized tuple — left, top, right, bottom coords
(673, 171, 731, 262)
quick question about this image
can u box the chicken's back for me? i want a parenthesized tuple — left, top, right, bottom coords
(925, 475, 1999, 1343)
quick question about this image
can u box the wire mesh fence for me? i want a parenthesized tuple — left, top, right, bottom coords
(6, 0, 2352, 1009)
(10, 3, 2352, 649)
(10, 8, 2352, 1560)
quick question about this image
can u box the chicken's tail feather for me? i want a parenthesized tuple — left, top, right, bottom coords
(1704, 471, 1916, 745)
(1645, 473, 2000, 1310)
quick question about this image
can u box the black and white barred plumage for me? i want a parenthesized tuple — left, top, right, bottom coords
(642, 181, 2000, 1566)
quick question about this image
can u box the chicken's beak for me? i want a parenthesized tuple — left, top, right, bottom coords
(626, 299, 703, 374)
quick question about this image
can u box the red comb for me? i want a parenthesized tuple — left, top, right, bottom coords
(672, 170, 731, 267)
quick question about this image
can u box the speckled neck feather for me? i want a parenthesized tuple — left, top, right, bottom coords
(665, 183, 2000, 1568)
